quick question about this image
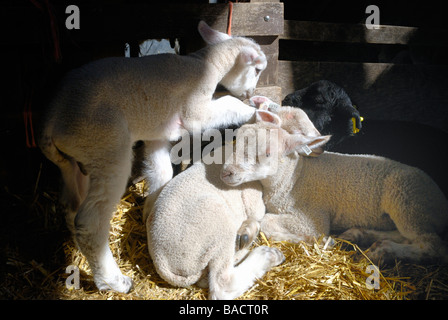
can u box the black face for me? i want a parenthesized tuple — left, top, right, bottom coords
(282, 80, 361, 150)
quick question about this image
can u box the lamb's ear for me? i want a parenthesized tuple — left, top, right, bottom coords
(240, 47, 266, 66)
(250, 96, 281, 113)
(284, 135, 331, 157)
(250, 96, 270, 109)
(198, 21, 231, 44)
(255, 110, 282, 126)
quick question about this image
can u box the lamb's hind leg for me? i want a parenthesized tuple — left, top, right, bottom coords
(260, 213, 324, 243)
(367, 233, 448, 265)
(59, 157, 90, 234)
(339, 228, 448, 264)
(209, 246, 285, 300)
(338, 228, 407, 248)
(40, 137, 89, 234)
(74, 149, 133, 293)
(374, 173, 448, 264)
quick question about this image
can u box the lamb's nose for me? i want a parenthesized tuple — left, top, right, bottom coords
(221, 169, 233, 180)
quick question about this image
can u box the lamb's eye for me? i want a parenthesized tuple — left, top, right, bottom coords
(255, 68, 262, 76)
(266, 152, 270, 157)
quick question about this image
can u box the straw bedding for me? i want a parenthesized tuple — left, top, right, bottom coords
(2, 180, 448, 300)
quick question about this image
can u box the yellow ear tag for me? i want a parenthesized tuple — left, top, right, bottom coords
(351, 116, 364, 134)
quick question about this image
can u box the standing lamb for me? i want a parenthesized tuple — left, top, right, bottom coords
(39, 21, 267, 293)
(146, 110, 293, 300)
(221, 107, 448, 265)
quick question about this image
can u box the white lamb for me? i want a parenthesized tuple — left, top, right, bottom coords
(146, 104, 325, 299)
(146, 109, 317, 300)
(221, 103, 448, 265)
(38, 21, 267, 293)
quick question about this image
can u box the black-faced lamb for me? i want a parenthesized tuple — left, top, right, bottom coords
(221, 106, 448, 265)
(38, 21, 266, 293)
(282, 80, 362, 149)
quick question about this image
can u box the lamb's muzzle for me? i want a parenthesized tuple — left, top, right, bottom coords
(220, 167, 243, 186)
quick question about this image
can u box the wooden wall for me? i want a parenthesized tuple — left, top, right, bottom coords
(278, 0, 448, 131)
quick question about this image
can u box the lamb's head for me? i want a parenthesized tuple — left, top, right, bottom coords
(220, 110, 331, 186)
(250, 96, 321, 136)
(198, 21, 267, 99)
(282, 80, 363, 147)
(219, 44, 267, 99)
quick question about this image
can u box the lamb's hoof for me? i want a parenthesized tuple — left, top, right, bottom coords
(95, 274, 133, 293)
(236, 234, 250, 250)
(236, 219, 260, 251)
(339, 228, 365, 243)
(367, 240, 395, 266)
(261, 246, 285, 267)
(322, 236, 336, 249)
(338, 228, 373, 248)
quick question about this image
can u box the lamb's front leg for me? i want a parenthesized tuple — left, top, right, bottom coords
(261, 213, 326, 243)
(198, 95, 256, 131)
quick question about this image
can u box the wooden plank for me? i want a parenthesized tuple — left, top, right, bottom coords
(281, 20, 448, 46)
(0, 3, 283, 45)
(258, 50, 278, 86)
(255, 37, 279, 86)
(253, 86, 282, 104)
(227, 3, 283, 37)
(279, 60, 448, 130)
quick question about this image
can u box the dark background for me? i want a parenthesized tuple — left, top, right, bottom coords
(0, 0, 447, 299)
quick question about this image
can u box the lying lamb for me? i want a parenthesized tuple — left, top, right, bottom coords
(146, 110, 292, 300)
(145, 105, 326, 299)
(221, 106, 448, 265)
(39, 21, 266, 293)
(334, 119, 448, 198)
(282, 80, 448, 198)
